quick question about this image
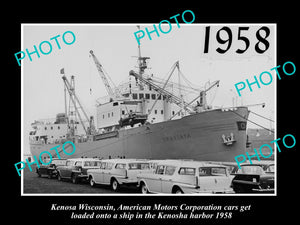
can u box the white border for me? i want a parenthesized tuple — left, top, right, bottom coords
(20, 23, 277, 196)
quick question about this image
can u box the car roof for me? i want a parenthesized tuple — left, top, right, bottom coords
(239, 163, 274, 167)
(155, 160, 226, 168)
(100, 158, 150, 163)
(67, 158, 101, 161)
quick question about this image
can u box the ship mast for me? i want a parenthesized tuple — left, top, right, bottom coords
(136, 26, 150, 78)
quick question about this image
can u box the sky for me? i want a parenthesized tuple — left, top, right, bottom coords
(22, 24, 276, 154)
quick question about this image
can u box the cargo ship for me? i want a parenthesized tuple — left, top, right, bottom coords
(29, 45, 249, 162)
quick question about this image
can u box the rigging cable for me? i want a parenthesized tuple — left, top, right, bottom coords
(250, 111, 274, 123)
(230, 110, 274, 134)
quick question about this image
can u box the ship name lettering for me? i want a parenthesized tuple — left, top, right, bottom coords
(163, 133, 191, 142)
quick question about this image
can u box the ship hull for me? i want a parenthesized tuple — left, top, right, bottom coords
(30, 107, 249, 162)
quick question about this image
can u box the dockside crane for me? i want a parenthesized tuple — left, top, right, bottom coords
(89, 50, 120, 100)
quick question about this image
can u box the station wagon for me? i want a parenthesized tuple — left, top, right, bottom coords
(137, 160, 234, 194)
(87, 159, 151, 191)
(56, 158, 101, 184)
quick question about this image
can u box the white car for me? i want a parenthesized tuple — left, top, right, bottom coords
(137, 160, 234, 194)
(87, 159, 151, 191)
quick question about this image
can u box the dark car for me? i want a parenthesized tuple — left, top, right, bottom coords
(231, 163, 274, 193)
(36, 158, 67, 179)
(56, 158, 101, 184)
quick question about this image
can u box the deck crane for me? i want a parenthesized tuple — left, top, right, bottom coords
(89, 50, 120, 100)
(129, 61, 195, 114)
(61, 72, 94, 136)
(129, 61, 220, 120)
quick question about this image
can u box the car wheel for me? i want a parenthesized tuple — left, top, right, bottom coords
(173, 187, 184, 194)
(89, 176, 96, 187)
(111, 178, 119, 191)
(71, 174, 78, 184)
(140, 183, 149, 194)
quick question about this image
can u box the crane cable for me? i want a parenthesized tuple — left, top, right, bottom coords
(250, 110, 275, 123)
(230, 110, 274, 134)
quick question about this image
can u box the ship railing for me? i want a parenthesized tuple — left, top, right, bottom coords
(31, 118, 56, 125)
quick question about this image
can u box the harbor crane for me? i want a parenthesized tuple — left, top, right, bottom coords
(89, 50, 120, 100)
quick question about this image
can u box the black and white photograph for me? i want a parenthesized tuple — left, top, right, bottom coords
(21, 24, 276, 196)
(6, 4, 298, 224)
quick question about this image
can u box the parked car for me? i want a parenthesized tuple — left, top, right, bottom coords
(56, 158, 101, 184)
(231, 161, 275, 174)
(231, 163, 275, 193)
(36, 158, 67, 178)
(87, 159, 151, 191)
(137, 160, 234, 194)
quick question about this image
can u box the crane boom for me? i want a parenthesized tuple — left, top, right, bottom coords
(129, 66, 194, 113)
(89, 50, 116, 99)
(62, 74, 90, 135)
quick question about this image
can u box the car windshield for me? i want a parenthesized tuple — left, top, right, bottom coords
(237, 166, 264, 174)
(52, 159, 67, 166)
(128, 163, 150, 170)
(198, 167, 227, 176)
(84, 161, 101, 167)
(266, 165, 275, 173)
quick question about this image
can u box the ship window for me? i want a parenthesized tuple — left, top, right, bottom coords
(139, 93, 144, 99)
(157, 94, 161, 100)
(161, 110, 164, 115)
(108, 113, 110, 118)
(51, 126, 53, 130)
(113, 102, 118, 106)
(122, 110, 125, 115)
(58, 126, 60, 129)
(172, 111, 175, 115)
(45, 127, 47, 130)
(132, 93, 138, 99)
(111, 112, 113, 117)
(145, 93, 150, 99)
(151, 94, 156, 100)
(154, 110, 157, 114)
